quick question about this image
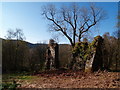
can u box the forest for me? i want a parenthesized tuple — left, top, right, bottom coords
(2, 29, 120, 73)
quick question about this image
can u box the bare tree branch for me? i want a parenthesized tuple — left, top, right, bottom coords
(41, 3, 106, 46)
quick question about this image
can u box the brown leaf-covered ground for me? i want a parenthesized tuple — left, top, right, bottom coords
(16, 70, 120, 88)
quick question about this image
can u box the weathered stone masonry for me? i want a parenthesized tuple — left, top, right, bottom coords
(85, 36, 104, 72)
(72, 36, 104, 72)
(45, 36, 104, 72)
(45, 39, 59, 70)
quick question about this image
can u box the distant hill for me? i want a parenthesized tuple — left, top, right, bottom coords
(1, 38, 71, 49)
(27, 42, 47, 48)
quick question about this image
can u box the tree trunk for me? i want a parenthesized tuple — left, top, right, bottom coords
(69, 45, 76, 69)
(69, 52, 76, 69)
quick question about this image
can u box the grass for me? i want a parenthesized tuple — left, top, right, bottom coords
(2, 72, 38, 89)
(3, 73, 37, 81)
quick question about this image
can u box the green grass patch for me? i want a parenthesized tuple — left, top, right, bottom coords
(2, 73, 37, 82)
(2, 73, 38, 89)
(17, 75, 35, 80)
(2, 71, 41, 89)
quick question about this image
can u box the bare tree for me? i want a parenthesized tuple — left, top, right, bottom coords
(41, 3, 106, 47)
(14, 28, 26, 41)
(5, 29, 15, 40)
(112, 30, 120, 71)
(112, 8, 120, 71)
(14, 29, 26, 70)
(5, 29, 25, 40)
(5, 29, 26, 71)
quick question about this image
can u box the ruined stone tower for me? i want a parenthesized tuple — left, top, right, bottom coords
(85, 36, 104, 72)
(45, 39, 59, 70)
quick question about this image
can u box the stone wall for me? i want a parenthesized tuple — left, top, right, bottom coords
(85, 36, 104, 72)
(45, 39, 59, 70)
(45, 36, 104, 72)
(72, 36, 104, 72)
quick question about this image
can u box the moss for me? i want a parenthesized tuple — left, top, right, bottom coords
(72, 42, 89, 60)
(84, 54, 89, 60)
(72, 35, 103, 62)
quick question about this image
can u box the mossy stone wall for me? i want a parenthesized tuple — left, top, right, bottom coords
(72, 36, 104, 72)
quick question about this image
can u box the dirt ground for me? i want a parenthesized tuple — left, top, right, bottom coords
(16, 70, 120, 88)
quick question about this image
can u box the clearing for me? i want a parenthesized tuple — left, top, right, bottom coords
(2, 70, 120, 88)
